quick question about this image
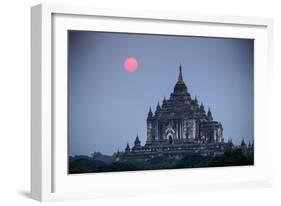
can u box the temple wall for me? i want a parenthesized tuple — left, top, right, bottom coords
(183, 120, 187, 139)
(187, 119, 196, 139)
(147, 121, 153, 142)
(175, 120, 178, 139)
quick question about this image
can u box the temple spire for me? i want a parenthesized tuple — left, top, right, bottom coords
(174, 64, 188, 93)
(194, 96, 198, 104)
(135, 134, 139, 142)
(134, 134, 141, 148)
(125, 142, 130, 152)
(207, 107, 213, 121)
(157, 101, 161, 109)
(147, 106, 153, 120)
(200, 102, 205, 110)
(177, 64, 184, 84)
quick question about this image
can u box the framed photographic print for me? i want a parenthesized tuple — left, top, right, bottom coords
(31, 3, 274, 201)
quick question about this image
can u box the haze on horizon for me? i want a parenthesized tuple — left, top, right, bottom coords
(68, 31, 254, 156)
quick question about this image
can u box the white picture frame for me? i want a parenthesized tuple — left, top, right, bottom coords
(31, 3, 274, 202)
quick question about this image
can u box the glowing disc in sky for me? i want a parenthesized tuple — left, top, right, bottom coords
(124, 57, 138, 72)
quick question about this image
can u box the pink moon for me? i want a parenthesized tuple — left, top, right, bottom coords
(124, 57, 138, 72)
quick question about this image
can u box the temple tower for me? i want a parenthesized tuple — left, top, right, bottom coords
(146, 107, 154, 143)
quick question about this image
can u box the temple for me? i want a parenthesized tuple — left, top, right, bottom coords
(122, 65, 226, 160)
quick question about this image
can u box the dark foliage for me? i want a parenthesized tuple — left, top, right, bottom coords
(69, 148, 254, 174)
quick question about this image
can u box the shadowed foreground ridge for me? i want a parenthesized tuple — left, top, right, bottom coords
(69, 144, 253, 174)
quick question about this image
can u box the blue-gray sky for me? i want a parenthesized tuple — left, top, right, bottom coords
(68, 31, 253, 156)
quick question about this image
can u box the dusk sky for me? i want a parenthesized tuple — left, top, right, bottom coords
(68, 31, 254, 156)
